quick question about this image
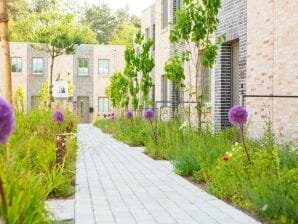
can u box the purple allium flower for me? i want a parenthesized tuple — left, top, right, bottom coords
(103, 113, 107, 118)
(52, 110, 64, 125)
(126, 110, 133, 119)
(108, 113, 111, 117)
(111, 112, 114, 117)
(111, 116, 115, 121)
(144, 109, 155, 120)
(228, 105, 248, 125)
(0, 98, 15, 144)
(97, 113, 100, 117)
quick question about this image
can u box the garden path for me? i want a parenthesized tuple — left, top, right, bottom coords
(75, 124, 260, 224)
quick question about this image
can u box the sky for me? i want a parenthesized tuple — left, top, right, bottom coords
(84, 0, 155, 16)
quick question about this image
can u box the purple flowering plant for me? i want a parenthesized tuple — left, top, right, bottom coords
(143, 109, 157, 144)
(228, 105, 251, 162)
(0, 98, 15, 144)
(0, 98, 15, 220)
(52, 110, 65, 125)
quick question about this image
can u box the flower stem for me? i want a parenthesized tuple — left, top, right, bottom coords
(0, 174, 7, 221)
(240, 124, 251, 162)
(149, 119, 158, 145)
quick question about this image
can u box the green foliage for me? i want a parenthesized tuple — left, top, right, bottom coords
(166, 0, 225, 128)
(82, 4, 140, 45)
(94, 118, 298, 224)
(123, 32, 155, 109)
(0, 110, 78, 223)
(164, 51, 186, 87)
(13, 86, 25, 113)
(38, 81, 50, 110)
(107, 72, 129, 108)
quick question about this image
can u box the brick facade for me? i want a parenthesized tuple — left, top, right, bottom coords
(0, 43, 125, 122)
(215, 0, 247, 130)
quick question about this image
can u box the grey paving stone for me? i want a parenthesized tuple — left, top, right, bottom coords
(75, 124, 260, 224)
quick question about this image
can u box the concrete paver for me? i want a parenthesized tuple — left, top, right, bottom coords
(75, 124, 260, 224)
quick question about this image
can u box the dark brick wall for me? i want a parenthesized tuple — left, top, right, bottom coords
(215, 0, 247, 129)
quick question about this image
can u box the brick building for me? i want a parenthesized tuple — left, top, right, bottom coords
(0, 43, 125, 123)
(142, 0, 298, 143)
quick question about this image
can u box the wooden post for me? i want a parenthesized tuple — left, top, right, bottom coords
(0, 0, 12, 104)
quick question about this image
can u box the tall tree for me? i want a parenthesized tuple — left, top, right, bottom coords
(82, 3, 117, 44)
(20, 10, 97, 107)
(7, 0, 30, 21)
(0, 0, 12, 104)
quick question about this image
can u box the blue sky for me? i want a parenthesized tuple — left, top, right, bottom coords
(84, 0, 155, 16)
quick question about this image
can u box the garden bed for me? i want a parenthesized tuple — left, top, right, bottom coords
(0, 110, 78, 223)
(94, 118, 298, 224)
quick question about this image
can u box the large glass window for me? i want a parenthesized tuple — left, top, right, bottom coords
(11, 57, 22, 73)
(98, 59, 109, 76)
(32, 58, 44, 75)
(78, 58, 89, 76)
(161, 75, 168, 107)
(162, 0, 168, 29)
(202, 67, 211, 104)
(98, 97, 109, 113)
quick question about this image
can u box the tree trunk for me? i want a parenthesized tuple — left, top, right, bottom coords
(0, 0, 12, 104)
(49, 55, 55, 108)
(195, 47, 202, 130)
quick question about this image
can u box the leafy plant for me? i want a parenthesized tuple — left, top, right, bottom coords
(165, 0, 225, 128)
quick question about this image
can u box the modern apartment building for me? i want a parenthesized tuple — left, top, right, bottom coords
(142, 0, 298, 143)
(0, 42, 125, 123)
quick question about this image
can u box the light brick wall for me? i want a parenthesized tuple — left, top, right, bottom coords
(246, 0, 298, 144)
(93, 45, 125, 116)
(0, 42, 125, 122)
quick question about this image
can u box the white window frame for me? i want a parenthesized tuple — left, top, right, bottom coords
(98, 97, 109, 113)
(98, 59, 110, 76)
(78, 58, 89, 76)
(11, 57, 22, 74)
(32, 58, 44, 75)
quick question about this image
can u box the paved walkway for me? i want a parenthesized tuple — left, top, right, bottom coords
(75, 124, 260, 224)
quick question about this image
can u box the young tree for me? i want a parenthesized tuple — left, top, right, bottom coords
(21, 10, 97, 108)
(124, 32, 154, 110)
(107, 72, 129, 109)
(165, 0, 225, 128)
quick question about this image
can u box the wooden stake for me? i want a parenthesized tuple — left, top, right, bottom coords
(0, 0, 12, 104)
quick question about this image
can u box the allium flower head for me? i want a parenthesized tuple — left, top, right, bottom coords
(52, 110, 64, 124)
(108, 113, 111, 117)
(97, 114, 100, 117)
(126, 110, 133, 119)
(111, 112, 114, 117)
(0, 98, 15, 144)
(144, 109, 155, 120)
(228, 105, 248, 125)
(103, 113, 107, 118)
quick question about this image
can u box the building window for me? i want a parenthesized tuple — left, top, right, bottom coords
(162, 0, 168, 29)
(11, 57, 22, 73)
(173, 0, 182, 24)
(145, 28, 150, 40)
(202, 67, 211, 103)
(78, 58, 89, 76)
(98, 59, 109, 76)
(31, 96, 40, 111)
(152, 24, 156, 50)
(98, 97, 109, 113)
(161, 75, 168, 107)
(32, 58, 44, 75)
